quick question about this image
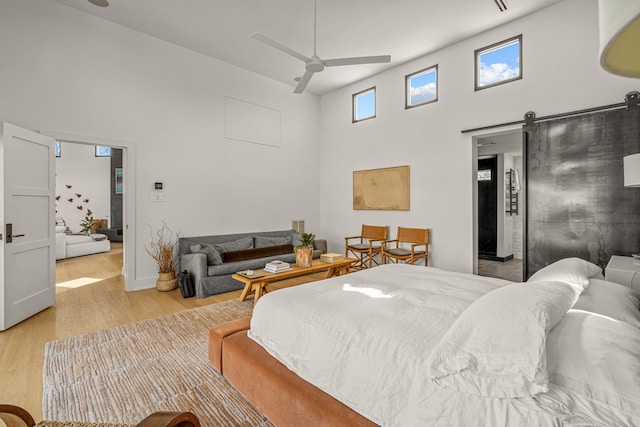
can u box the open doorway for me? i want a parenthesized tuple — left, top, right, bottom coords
(54, 141, 124, 287)
(474, 130, 524, 282)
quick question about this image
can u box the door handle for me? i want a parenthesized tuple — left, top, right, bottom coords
(5, 223, 25, 243)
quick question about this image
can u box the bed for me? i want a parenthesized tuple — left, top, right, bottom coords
(211, 259, 640, 426)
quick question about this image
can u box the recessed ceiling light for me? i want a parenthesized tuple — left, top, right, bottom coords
(88, 0, 109, 7)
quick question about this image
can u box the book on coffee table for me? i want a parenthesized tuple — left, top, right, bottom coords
(265, 260, 292, 273)
(320, 253, 343, 263)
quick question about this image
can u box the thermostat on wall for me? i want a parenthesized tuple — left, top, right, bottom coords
(154, 182, 163, 190)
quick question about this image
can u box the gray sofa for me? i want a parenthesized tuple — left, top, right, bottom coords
(178, 229, 327, 298)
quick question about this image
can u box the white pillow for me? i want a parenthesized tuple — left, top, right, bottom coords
(427, 281, 577, 398)
(528, 257, 603, 295)
(541, 310, 640, 425)
(572, 278, 640, 328)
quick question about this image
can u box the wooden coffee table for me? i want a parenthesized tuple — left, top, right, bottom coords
(233, 257, 357, 303)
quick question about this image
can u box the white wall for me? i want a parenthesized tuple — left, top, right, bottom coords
(0, 0, 321, 289)
(55, 142, 110, 233)
(319, 0, 638, 273)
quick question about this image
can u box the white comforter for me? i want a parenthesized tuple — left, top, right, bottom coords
(248, 264, 640, 426)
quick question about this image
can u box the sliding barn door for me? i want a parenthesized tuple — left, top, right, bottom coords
(524, 107, 640, 278)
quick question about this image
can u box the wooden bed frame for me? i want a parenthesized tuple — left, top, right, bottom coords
(209, 317, 378, 427)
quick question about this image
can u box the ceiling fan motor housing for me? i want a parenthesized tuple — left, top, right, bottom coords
(306, 56, 325, 72)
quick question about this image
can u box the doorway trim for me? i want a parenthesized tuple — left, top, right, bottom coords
(41, 129, 138, 291)
(469, 124, 522, 275)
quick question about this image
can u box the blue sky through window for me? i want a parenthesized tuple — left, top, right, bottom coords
(477, 36, 521, 88)
(55, 141, 61, 157)
(95, 145, 111, 156)
(407, 67, 437, 107)
(354, 88, 375, 122)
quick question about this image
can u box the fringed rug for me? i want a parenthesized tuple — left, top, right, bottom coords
(43, 300, 273, 427)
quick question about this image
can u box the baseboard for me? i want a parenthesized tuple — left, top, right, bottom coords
(478, 254, 514, 262)
(126, 276, 156, 292)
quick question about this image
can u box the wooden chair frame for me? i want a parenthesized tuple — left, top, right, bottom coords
(381, 227, 430, 266)
(345, 225, 388, 269)
(0, 404, 201, 427)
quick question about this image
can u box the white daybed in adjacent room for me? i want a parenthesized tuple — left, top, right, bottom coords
(55, 226, 110, 260)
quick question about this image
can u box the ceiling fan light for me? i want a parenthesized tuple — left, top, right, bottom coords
(88, 0, 110, 7)
(599, 0, 640, 77)
(493, 0, 508, 12)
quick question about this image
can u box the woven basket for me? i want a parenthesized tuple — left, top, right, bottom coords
(156, 272, 178, 291)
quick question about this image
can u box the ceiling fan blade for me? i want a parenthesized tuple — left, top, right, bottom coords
(293, 70, 315, 94)
(324, 55, 391, 67)
(251, 32, 310, 63)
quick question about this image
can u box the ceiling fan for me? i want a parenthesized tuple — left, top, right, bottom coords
(250, 0, 391, 94)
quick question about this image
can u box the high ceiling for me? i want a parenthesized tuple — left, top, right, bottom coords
(48, 0, 563, 95)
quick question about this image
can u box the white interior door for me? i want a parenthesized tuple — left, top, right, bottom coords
(0, 122, 56, 330)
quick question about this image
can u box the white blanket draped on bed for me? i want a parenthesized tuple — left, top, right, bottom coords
(248, 264, 640, 426)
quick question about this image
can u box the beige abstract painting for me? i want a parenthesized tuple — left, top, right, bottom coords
(353, 165, 410, 210)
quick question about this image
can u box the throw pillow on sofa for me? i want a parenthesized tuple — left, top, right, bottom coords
(254, 235, 292, 248)
(191, 236, 254, 266)
(191, 243, 223, 266)
(215, 236, 254, 254)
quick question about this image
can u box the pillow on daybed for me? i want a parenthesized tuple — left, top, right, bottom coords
(572, 278, 640, 328)
(528, 257, 603, 295)
(427, 281, 577, 398)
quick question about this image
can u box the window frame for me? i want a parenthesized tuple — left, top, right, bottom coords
(95, 145, 111, 157)
(405, 65, 438, 109)
(55, 141, 61, 158)
(474, 34, 522, 91)
(352, 86, 376, 123)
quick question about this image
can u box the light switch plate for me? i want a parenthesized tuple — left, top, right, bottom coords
(150, 192, 165, 202)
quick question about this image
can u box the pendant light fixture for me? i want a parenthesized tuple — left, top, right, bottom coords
(599, 0, 640, 77)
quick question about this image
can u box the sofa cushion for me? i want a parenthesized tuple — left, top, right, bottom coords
(222, 245, 294, 263)
(191, 243, 223, 266)
(254, 235, 292, 248)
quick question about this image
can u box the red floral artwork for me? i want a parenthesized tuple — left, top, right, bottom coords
(87, 209, 93, 216)
(65, 185, 72, 189)
(77, 205, 83, 210)
(83, 198, 90, 203)
(75, 193, 82, 198)
(67, 198, 74, 203)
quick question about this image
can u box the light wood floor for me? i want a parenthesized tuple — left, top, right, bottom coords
(0, 243, 324, 421)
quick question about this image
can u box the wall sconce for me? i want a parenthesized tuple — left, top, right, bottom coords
(624, 153, 640, 187)
(599, 0, 640, 77)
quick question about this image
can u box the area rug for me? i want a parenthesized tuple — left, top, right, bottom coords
(42, 300, 273, 427)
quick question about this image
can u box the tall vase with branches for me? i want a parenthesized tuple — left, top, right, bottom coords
(145, 222, 179, 291)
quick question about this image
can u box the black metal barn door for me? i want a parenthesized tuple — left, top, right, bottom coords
(524, 107, 640, 278)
